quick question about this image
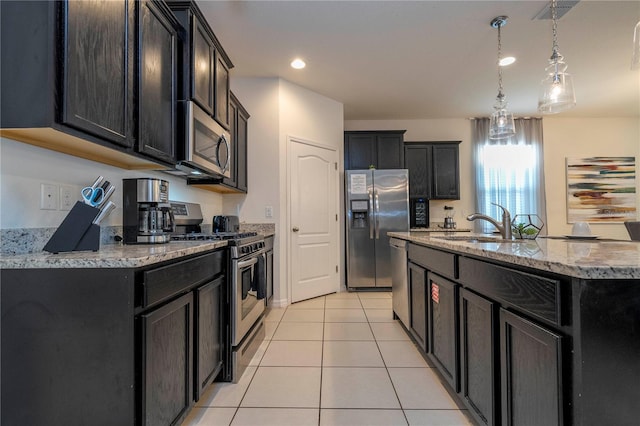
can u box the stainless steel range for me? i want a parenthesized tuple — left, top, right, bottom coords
(170, 201, 266, 383)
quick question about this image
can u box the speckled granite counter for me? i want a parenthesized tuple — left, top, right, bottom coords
(388, 231, 640, 279)
(0, 240, 228, 269)
(240, 223, 275, 237)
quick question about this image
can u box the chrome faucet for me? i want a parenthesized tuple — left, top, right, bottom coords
(466, 203, 512, 239)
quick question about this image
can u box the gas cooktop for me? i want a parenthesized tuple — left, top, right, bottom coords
(171, 231, 260, 243)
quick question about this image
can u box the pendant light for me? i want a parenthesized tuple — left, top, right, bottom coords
(489, 16, 516, 140)
(538, 0, 576, 113)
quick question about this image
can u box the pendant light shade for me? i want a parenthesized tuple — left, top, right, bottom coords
(538, 0, 576, 114)
(632, 21, 640, 70)
(489, 16, 516, 140)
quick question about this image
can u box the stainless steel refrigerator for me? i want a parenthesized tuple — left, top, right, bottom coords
(346, 169, 409, 289)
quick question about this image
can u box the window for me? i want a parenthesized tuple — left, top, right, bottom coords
(472, 118, 547, 234)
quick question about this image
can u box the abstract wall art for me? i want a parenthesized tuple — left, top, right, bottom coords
(566, 156, 636, 223)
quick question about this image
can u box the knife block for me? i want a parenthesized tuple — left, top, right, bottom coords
(43, 202, 101, 253)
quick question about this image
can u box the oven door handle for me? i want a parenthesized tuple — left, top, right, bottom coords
(238, 257, 259, 269)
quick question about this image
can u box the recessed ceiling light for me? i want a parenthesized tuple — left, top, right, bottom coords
(499, 56, 516, 66)
(291, 58, 306, 69)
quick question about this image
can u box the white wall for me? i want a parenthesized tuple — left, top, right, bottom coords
(229, 77, 344, 306)
(0, 137, 224, 230)
(543, 117, 640, 240)
(346, 117, 640, 240)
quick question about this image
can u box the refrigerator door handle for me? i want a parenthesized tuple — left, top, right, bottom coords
(375, 190, 380, 239)
(368, 190, 374, 239)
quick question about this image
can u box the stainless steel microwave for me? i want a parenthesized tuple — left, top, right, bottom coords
(181, 101, 231, 179)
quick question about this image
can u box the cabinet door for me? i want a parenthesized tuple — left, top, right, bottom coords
(214, 51, 230, 129)
(195, 276, 224, 400)
(404, 145, 432, 198)
(345, 133, 376, 170)
(460, 289, 498, 426)
(235, 104, 249, 193)
(428, 272, 459, 391)
(192, 18, 214, 114)
(141, 292, 193, 426)
(62, 0, 134, 148)
(432, 144, 460, 199)
(408, 261, 427, 351)
(500, 309, 564, 426)
(138, 0, 178, 164)
(223, 96, 238, 188)
(376, 133, 404, 169)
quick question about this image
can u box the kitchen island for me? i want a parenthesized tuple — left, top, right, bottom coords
(388, 231, 640, 426)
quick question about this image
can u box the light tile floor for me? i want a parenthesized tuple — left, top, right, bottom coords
(181, 291, 474, 426)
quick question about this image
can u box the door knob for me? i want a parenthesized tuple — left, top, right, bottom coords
(292, 227, 299, 232)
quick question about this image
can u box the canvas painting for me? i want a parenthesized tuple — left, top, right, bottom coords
(566, 157, 636, 223)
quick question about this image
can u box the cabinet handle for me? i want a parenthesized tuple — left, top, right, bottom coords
(292, 227, 299, 232)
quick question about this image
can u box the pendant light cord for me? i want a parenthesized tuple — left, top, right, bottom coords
(497, 22, 504, 99)
(550, 0, 560, 60)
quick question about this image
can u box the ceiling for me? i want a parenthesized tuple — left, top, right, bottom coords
(197, 1, 640, 120)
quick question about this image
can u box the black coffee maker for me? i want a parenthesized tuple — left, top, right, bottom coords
(123, 178, 174, 244)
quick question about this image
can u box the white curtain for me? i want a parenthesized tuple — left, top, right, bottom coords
(471, 118, 547, 234)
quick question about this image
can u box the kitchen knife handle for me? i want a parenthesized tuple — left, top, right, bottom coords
(89, 176, 104, 190)
(368, 190, 374, 240)
(97, 185, 116, 209)
(93, 201, 116, 224)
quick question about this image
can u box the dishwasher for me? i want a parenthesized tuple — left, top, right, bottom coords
(390, 238, 409, 328)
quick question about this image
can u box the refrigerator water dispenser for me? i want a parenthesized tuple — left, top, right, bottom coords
(350, 200, 369, 229)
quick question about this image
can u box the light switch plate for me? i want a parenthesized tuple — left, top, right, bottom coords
(265, 206, 273, 218)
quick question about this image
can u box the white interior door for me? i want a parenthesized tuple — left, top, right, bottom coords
(290, 138, 339, 303)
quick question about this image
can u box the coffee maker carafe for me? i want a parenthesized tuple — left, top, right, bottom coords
(123, 178, 174, 244)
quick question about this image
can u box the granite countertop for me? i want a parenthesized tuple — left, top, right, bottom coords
(410, 227, 472, 232)
(0, 240, 228, 269)
(388, 231, 640, 280)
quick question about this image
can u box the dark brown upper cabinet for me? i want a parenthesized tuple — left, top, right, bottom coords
(167, 1, 234, 130)
(218, 92, 249, 193)
(138, 0, 179, 164)
(192, 18, 215, 115)
(62, 0, 134, 148)
(344, 130, 406, 170)
(0, 0, 182, 170)
(404, 142, 460, 200)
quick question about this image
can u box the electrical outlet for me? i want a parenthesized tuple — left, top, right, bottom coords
(40, 183, 58, 210)
(265, 206, 273, 218)
(59, 185, 75, 210)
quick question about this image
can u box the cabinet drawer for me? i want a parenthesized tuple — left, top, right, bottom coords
(408, 244, 457, 280)
(458, 257, 563, 327)
(142, 250, 225, 308)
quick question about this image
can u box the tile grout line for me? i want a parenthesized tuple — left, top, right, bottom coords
(359, 293, 411, 426)
(228, 308, 284, 423)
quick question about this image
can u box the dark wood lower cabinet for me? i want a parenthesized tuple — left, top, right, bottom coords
(460, 288, 498, 426)
(195, 276, 225, 400)
(428, 272, 459, 391)
(408, 261, 427, 351)
(500, 308, 564, 426)
(140, 292, 193, 426)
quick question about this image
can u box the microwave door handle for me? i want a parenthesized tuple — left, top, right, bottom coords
(375, 190, 380, 239)
(224, 134, 231, 173)
(368, 190, 374, 240)
(216, 134, 231, 173)
(238, 257, 258, 269)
